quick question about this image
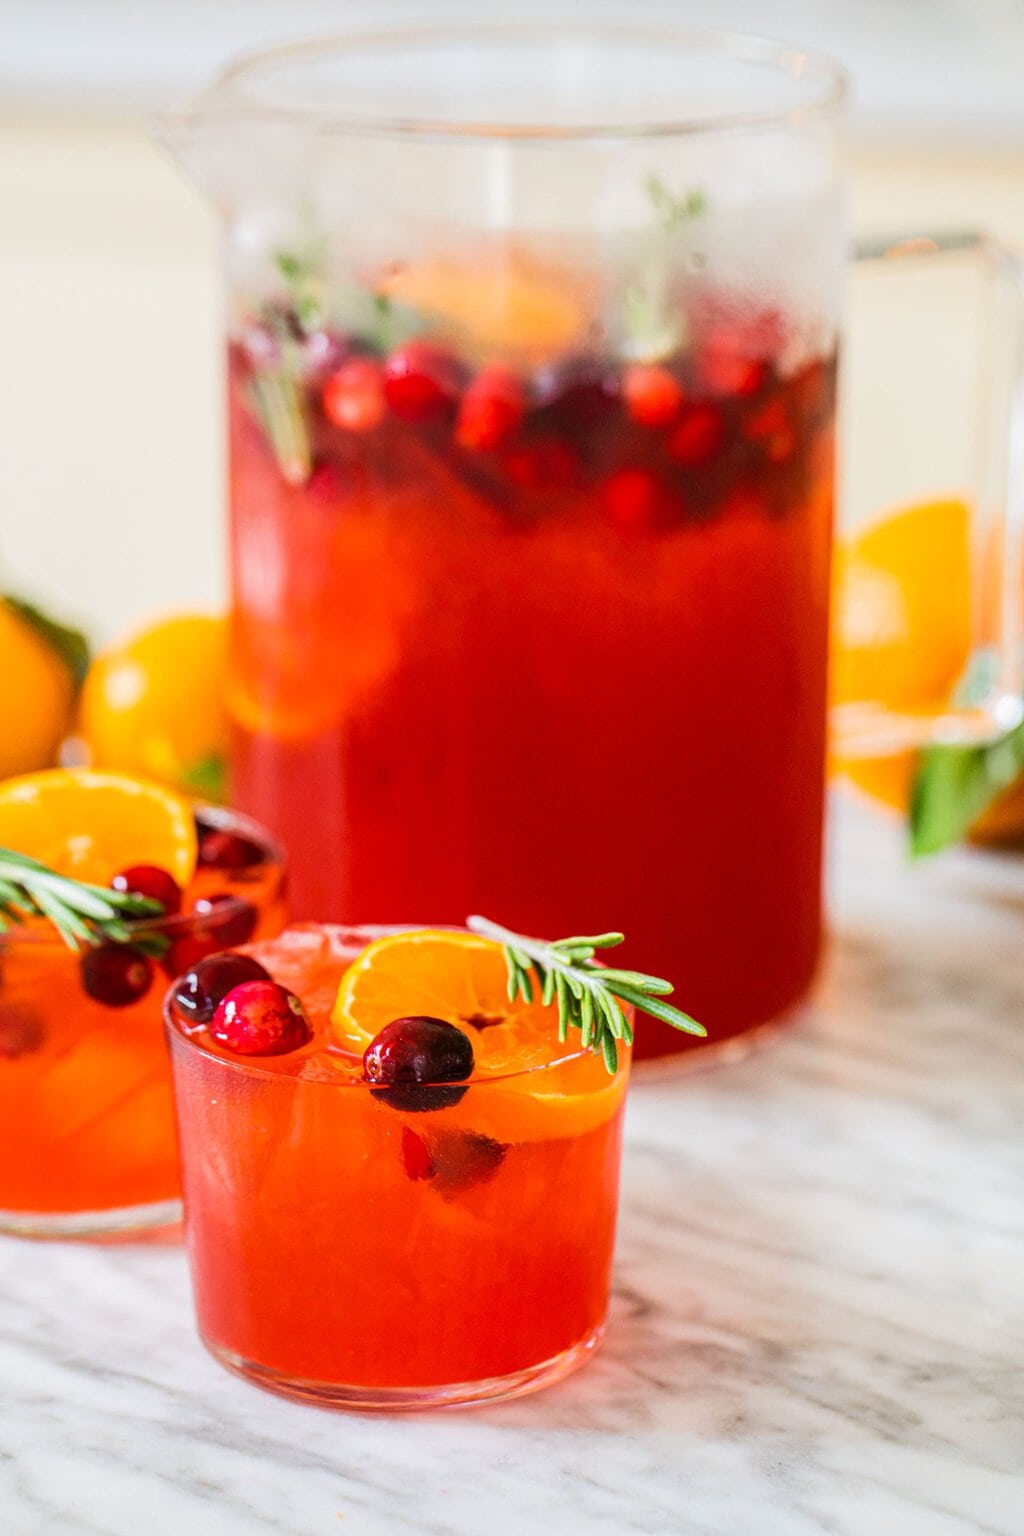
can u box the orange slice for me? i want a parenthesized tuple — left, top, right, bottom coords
(376, 248, 592, 364)
(330, 929, 627, 1140)
(0, 768, 197, 887)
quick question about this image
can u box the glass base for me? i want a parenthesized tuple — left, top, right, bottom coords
(205, 1321, 606, 1412)
(0, 1198, 182, 1241)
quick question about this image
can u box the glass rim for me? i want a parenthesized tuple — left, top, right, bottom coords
(162, 920, 631, 1089)
(163, 22, 848, 144)
(0, 803, 285, 953)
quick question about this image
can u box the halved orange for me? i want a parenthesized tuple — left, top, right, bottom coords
(832, 497, 972, 811)
(330, 929, 627, 1140)
(831, 497, 972, 716)
(0, 768, 197, 887)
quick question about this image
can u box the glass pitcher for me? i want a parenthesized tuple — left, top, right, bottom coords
(158, 22, 1018, 1064)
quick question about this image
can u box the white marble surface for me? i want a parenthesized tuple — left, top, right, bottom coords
(1, 793, 1022, 1535)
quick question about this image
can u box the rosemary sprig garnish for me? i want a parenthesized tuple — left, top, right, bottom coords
(0, 849, 168, 957)
(466, 915, 704, 1073)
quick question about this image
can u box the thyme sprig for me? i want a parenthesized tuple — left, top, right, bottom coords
(0, 849, 168, 957)
(466, 915, 704, 1074)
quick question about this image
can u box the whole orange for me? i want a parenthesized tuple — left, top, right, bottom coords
(79, 613, 228, 799)
(0, 598, 84, 778)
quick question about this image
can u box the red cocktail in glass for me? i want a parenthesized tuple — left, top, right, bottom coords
(166, 924, 630, 1408)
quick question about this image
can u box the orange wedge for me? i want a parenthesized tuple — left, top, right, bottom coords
(330, 929, 627, 1140)
(0, 768, 197, 887)
(376, 248, 592, 364)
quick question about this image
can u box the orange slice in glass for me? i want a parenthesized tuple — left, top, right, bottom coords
(330, 928, 626, 1140)
(0, 768, 197, 887)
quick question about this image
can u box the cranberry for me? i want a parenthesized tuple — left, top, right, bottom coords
(455, 364, 525, 450)
(600, 467, 678, 533)
(172, 952, 271, 1025)
(383, 341, 461, 422)
(744, 397, 796, 463)
(322, 357, 386, 432)
(210, 980, 311, 1057)
(791, 357, 836, 427)
(0, 1001, 46, 1059)
(502, 439, 579, 490)
(537, 359, 620, 433)
(301, 328, 348, 380)
(401, 1126, 507, 1197)
(667, 402, 726, 467)
(161, 931, 220, 981)
(196, 828, 264, 872)
(401, 1125, 435, 1181)
(191, 893, 259, 948)
(363, 1015, 474, 1113)
(110, 864, 182, 915)
(622, 363, 685, 428)
(699, 342, 767, 400)
(81, 944, 153, 1008)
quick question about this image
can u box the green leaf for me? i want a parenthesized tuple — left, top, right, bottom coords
(180, 754, 227, 804)
(245, 375, 312, 487)
(0, 849, 168, 956)
(910, 717, 1024, 856)
(645, 175, 706, 233)
(3, 594, 90, 688)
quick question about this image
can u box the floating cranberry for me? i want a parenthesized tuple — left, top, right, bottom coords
(706, 344, 767, 396)
(210, 980, 311, 1056)
(401, 1125, 435, 1181)
(364, 1015, 474, 1113)
(600, 467, 678, 533)
(455, 364, 525, 451)
(502, 439, 579, 491)
(196, 828, 264, 872)
(172, 951, 271, 1024)
(744, 397, 796, 463)
(790, 357, 836, 427)
(161, 930, 220, 981)
(81, 944, 153, 1009)
(191, 893, 259, 948)
(322, 356, 386, 432)
(622, 363, 685, 428)
(301, 328, 348, 381)
(0, 1001, 46, 1059)
(401, 1125, 507, 1197)
(667, 402, 726, 467)
(110, 864, 182, 915)
(383, 340, 461, 422)
(537, 359, 620, 434)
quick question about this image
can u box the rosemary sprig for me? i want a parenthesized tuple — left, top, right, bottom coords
(645, 176, 707, 233)
(466, 915, 704, 1073)
(0, 849, 168, 957)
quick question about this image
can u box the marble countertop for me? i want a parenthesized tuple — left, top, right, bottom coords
(1, 794, 1021, 1535)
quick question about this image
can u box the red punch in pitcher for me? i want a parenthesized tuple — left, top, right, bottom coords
(161, 23, 847, 1060)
